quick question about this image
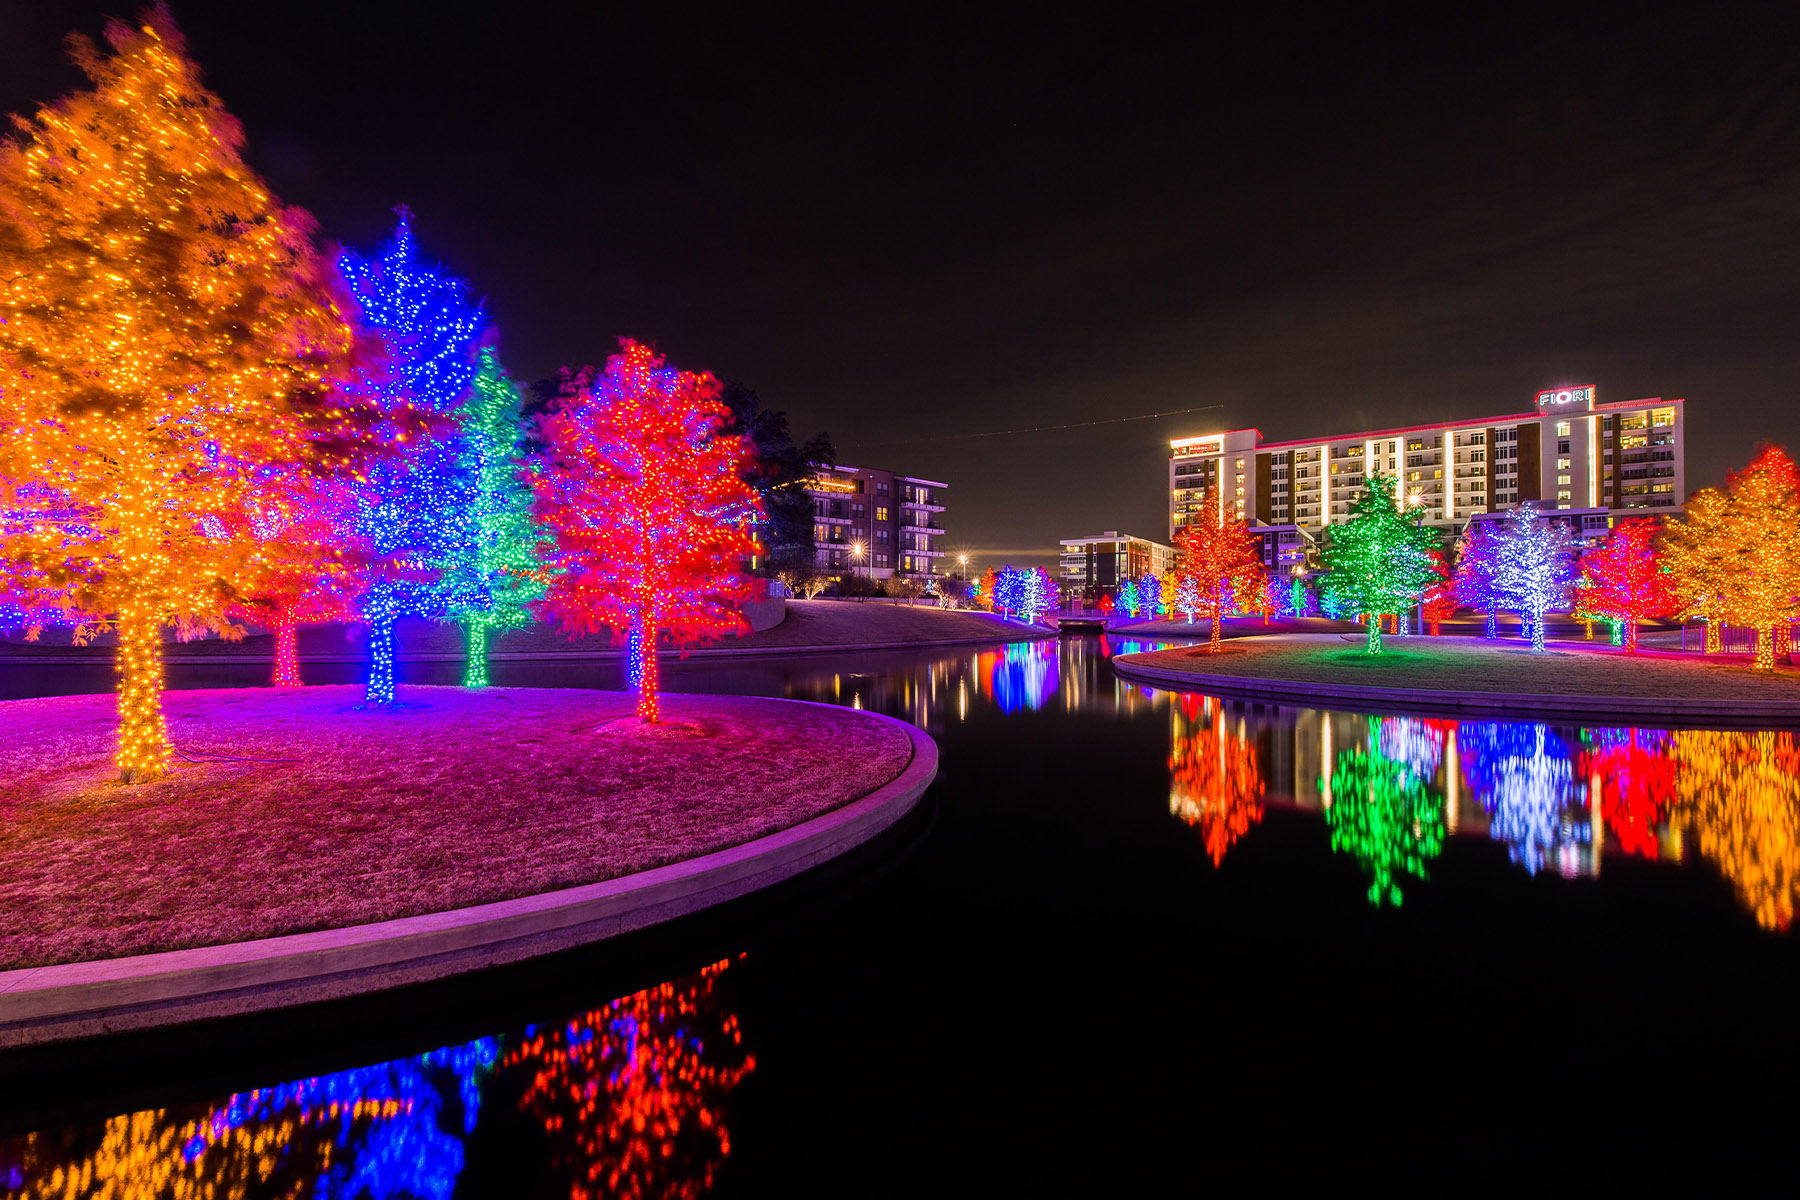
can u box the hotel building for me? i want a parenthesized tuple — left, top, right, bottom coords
(804, 464, 947, 580)
(1169, 386, 1685, 538)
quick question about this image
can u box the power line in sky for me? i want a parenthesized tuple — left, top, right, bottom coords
(843, 405, 1225, 449)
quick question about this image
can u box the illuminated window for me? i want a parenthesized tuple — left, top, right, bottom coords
(1557, 457, 1570, 469)
(1433, 469, 1443, 479)
(1557, 489, 1572, 500)
(1236, 487, 1245, 496)
(875, 506, 888, 521)
(1236, 458, 1245, 468)
(1556, 421, 1570, 436)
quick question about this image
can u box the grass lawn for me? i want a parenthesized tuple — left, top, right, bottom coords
(0, 687, 913, 970)
(1117, 632, 1800, 701)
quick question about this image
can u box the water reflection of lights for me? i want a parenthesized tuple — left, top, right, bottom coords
(0, 961, 750, 1199)
(1168, 694, 1264, 864)
(1458, 722, 1584, 876)
(1322, 720, 1447, 906)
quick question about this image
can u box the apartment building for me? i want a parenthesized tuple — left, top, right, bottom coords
(804, 464, 947, 579)
(1169, 386, 1685, 538)
(1058, 531, 1178, 594)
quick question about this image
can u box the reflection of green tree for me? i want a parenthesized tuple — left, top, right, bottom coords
(1324, 741, 1447, 907)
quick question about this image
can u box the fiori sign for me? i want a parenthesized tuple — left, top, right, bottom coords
(1535, 385, 1595, 408)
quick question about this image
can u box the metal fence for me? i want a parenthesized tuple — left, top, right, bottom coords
(1678, 623, 1789, 654)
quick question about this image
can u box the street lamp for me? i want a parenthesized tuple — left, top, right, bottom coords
(851, 540, 865, 594)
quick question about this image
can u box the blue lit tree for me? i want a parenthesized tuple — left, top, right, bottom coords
(1455, 523, 1504, 638)
(1490, 505, 1577, 651)
(338, 211, 487, 704)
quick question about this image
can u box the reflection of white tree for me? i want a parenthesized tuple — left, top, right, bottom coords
(1458, 722, 1580, 875)
(1376, 717, 1445, 783)
(990, 640, 1060, 713)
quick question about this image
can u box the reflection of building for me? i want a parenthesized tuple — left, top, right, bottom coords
(1169, 387, 1686, 538)
(1058, 530, 1177, 594)
(804, 464, 947, 580)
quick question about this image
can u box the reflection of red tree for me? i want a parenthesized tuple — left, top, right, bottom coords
(505, 959, 755, 1199)
(1581, 729, 1676, 860)
(1168, 694, 1265, 864)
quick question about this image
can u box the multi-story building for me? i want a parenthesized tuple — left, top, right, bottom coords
(1058, 531, 1178, 595)
(1247, 524, 1318, 574)
(1462, 506, 1617, 548)
(804, 464, 947, 580)
(1169, 386, 1685, 538)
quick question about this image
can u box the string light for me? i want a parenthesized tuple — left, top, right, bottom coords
(1488, 505, 1577, 652)
(1576, 518, 1677, 653)
(1317, 472, 1441, 655)
(1171, 485, 1264, 652)
(1421, 547, 1457, 635)
(338, 214, 487, 704)
(0, 12, 395, 778)
(1662, 445, 1800, 671)
(446, 346, 550, 687)
(532, 341, 762, 722)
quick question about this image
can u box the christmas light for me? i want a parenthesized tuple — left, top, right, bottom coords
(1168, 693, 1263, 864)
(1453, 522, 1504, 638)
(1421, 548, 1457, 635)
(532, 341, 762, 722)
(0, 12, 395, 779)
(1662, 445, 1800, 671)
(445, 346, 550, 687)
(1577, 518, 1677, 653)
(1488, 506, 1577, 652)
(1317, 473, 1441, 655)
(1323, 722, 1447, 906)
(1172, 486, 1265, 651)
(338, 214, 488, 705)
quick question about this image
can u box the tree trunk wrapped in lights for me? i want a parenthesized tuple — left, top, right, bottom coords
(338, 214, 489, 705)
(1577, 518, 1678, 654)
(1663, 446, 1800, 672)
(531, 341, 763, 723)
(1317, 473, 1442, 656)
(0, 11, 395, 780)
(1488, 506, 1578, 652)
(1173, 486, 1265, 653)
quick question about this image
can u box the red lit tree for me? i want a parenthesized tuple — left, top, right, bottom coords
(1174, 487, 1266, 652)
(1421, 548, 1457, 635)
(0, 10, 390, 780)
(1579, 518, 1678, 653)
(532, 341, 763, 722)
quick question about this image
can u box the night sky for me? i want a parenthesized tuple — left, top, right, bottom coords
(8, 2, 1800, 566)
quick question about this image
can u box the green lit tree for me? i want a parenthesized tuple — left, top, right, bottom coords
(447, 344, 549, 686)
(1318, 472, 1442, 654)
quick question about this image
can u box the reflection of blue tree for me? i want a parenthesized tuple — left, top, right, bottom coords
(187, 1037, 500, 1200)
(991, 640, 1060, 713)
(1458, 721, 1580, 874)
(1323, 721, 1447, 906)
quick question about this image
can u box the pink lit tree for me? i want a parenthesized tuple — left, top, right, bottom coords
(1579, 518, 1678, 653)
(531, 341, 763, 722)
(1421, 548, 1458, 635)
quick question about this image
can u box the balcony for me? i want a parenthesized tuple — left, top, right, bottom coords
(905, 524, 947, 536)
(900, 498, 946, 513)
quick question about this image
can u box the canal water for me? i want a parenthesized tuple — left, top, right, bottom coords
(3, 633, 1798, 1192)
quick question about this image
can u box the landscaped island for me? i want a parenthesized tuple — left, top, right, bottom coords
(1113, 633, 1800, 722)
(0, 687, 916, 971)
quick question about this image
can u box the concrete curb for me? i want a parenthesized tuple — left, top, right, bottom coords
(1111, 654, 1800, 728)
(0, 704, 938, 1048)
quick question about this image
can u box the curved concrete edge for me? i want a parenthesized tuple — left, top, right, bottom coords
(0, 704, 938, 1049)
(1111, 653, 1800, 729)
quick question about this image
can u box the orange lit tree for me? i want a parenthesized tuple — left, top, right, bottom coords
(1578, 518, 1678, 653)
(1174, 487, 1266, 652)
(0, 11, 388, 780)
(532, 341, 763, 722)
(1662, 445, 1800, 670)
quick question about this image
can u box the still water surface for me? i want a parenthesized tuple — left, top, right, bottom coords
(4, 634, 1799, 1191)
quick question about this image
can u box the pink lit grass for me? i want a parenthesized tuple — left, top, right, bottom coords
(0, 687, 912, 970)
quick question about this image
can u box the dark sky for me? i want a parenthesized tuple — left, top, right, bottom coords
(8, 2, 1800, 567)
